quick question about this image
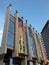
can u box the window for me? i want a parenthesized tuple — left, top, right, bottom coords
(28, 62, 34, 65)
(10, 58, 13, 65)
(10, 58, 20, 65)
(7, 32, 14, 47)
(8, 20, 14, 34)
(24, 27, 28, 54)
(36, 34, 43, 59)
(28, 27, 36, 57)
(10, 14, 15, 22)
(7, 15, 14, 49)
(30, 36, 36, 57)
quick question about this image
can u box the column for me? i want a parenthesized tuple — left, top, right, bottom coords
(12, 10, 19, 57)
(0, 58, 4, 65)
(0, 4, 12, 54)
(21, 56, 27, 65)
(25, 20, 32, 60)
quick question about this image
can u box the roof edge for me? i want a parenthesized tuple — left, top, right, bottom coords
(41, 20, 49, 33)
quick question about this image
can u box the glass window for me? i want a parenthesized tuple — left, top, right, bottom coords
(10, 14, 15, 22)
(36, 34, 43, 59)
(7, 32, 14, 47)
(0, 32, 2, 47)
(30, 36, 36, 57)
(10, 58, 13, 65)
(24, 27, 28, 54)
(7, 15, 14, 48)
(10, 58, 20, 65)
(37, 63, 41, 65)
(28, 27, 36, 57)
(28, 62, 34, 65)
(8, 20, 14, 34)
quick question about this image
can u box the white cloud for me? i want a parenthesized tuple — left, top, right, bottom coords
(0, 30, 3, 47)
(0, 30, 3, 34)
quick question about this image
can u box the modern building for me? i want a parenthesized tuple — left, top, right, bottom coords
(0, 4, 48, 65)
(41, 20, 49, 64)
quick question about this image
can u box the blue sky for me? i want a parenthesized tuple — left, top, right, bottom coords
(0, 0, 49, 46)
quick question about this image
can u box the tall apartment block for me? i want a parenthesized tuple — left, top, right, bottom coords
(0, 4, 48, 65)
(41, 20, 49, 63)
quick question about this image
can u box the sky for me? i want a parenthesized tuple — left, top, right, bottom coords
(0, 0, 49, 46)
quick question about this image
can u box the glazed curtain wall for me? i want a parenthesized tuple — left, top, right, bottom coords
(28, 27, 36, 57)
(7, 15, 14, 48)
(18, 18, 25, 54)
(24, 27, 28, 54)
(36, 34, 43, 60)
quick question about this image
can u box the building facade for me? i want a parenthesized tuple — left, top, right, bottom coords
(41, 20, 49, 64)
(0, 4, 48, 65)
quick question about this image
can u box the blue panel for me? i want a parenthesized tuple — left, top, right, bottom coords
(10, 58, 13, 65)
(7, 32, 14, 47)
(30, 36, 36, 57)
(7, 15, 14, 48)
(10, 14, 15, 23)
(28, 27, 36, 57)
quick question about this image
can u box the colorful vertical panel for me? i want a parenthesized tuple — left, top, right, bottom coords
(28, 27, 36, 57)
(36, 34, 43, 60)
(24, 27, 28, 54)
(18, 18, 25, 54)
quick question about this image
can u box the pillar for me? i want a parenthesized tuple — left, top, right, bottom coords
(1, 4, 12, 54)
(0, 58, 4, 65)
(21, 56, 27, 65)
(25, 20, 32, 60)
(12, 10, 19, 57)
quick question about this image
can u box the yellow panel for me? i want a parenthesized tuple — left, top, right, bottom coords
(18, 20, 25, 54)
(18, 38, 25, 53)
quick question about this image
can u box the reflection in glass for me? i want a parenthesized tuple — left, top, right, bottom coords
(0, 30, 3, 47)
(7, 15, 14, 48)
(10, 58, 13, 65)
(30, 36, 36, 57)
(28, 27, 36, 57)
(24, 27, 28, 54)
(28, 62, 33, 65)
(8, 20, 14, 34)
(7, 32, 14, 47)
(36, 34, 43, 59)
